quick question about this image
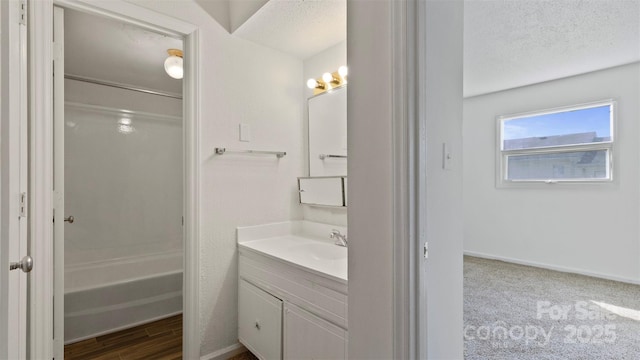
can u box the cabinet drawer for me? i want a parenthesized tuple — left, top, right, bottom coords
(239, 280, 283, 360)
(283, 302, 347, 360)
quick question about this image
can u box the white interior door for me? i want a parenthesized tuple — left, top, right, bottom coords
(1, 1, 30, 359)
(52, 5, 65, 359)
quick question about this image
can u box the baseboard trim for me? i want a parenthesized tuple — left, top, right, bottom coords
(464, 251, 640, 285)
(200, 343, 247, 360)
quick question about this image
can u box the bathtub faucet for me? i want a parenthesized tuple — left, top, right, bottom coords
(330, 229, 348, 247)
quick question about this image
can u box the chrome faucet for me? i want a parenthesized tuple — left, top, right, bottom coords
(330, 229, 348, 247)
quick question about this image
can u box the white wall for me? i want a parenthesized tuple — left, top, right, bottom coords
(229, 0, 268, 33)
(302, 41, 348, 227)
(64, 80, 183, 274)
(193, 0, 269, 34)
(126, 1, 305, 356)
(347, 1, 393, 357)
(193, 0, 229, 33)
(464, 62, 640, 282)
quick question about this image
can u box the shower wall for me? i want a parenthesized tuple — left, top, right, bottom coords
(63, 79, 183, 342)
(64, 79, 183, 289)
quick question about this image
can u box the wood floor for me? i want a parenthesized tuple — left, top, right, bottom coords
(227, 350, 258, 360)
(64, 315, 183, 360)
(64, 314, 258, 360)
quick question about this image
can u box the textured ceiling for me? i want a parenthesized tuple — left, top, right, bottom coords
(64, 8, 183, 95)
(232, 0, 346, 59)
(64, 1, 638, 98)
(464, 0, 640, 97)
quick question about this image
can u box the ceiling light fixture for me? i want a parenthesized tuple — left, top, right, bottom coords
(164, 49, 184, 79)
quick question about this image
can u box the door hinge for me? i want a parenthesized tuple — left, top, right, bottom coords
(19, 0, 27, 26)
(19, 192, 27, 218)
(423, 242, 428, 259)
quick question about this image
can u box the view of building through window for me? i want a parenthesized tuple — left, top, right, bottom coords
(500, 103, 613, 182)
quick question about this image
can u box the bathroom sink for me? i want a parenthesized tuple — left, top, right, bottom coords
(290, 242, 347, 261)
(238, 234, 348, 282)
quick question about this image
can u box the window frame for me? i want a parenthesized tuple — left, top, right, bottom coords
(496, 99, 616, 187)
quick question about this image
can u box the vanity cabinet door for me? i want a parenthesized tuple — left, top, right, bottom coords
(239, 280, 282, 360)
(283, 302, 347, 360)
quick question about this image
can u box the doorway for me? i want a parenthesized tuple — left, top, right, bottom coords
(54, 6, 185, 358)
(461, 1, 640, 358)
(28, 1, 200, 358)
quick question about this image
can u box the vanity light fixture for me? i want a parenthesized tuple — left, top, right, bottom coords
(338, 65, 348, 78)
(164, 49, 184, 79)
(322, 72, 340, 86)
(307, 66, 348, 95)
(306, 78, 327, 91)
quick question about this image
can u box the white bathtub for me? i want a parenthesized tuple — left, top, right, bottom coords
(64, 251, 183, 344)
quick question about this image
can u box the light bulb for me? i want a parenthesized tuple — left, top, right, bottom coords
(338, 66, 348, 78)
(164, 55, 183, 79)
(307, 78, 318, 89)
(322, 72, 333, 83)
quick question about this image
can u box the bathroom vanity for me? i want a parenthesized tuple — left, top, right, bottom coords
(237, 221, 348, 360)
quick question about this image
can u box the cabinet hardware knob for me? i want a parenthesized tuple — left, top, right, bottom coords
(255, 321, 261, 330)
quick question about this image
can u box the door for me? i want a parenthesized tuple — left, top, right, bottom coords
(52, 6, 65, 359)
(238, 280, 282, 360)
(1, 0, 30, 358)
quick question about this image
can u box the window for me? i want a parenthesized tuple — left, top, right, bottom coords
(498, 101, 614, 185)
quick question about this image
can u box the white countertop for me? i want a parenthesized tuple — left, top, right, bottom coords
(237, 221, 347, 283)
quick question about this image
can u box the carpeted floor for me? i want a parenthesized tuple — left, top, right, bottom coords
(464, 256, 640, 359)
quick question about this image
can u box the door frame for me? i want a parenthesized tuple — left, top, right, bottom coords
(390, 0, 417, 358)
(388, 0, 464, 358)
(29, 1, 201, 358)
